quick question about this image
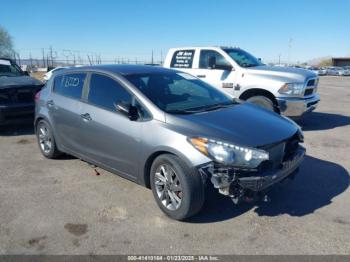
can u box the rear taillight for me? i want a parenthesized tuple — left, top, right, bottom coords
(34, 91, 41, 102)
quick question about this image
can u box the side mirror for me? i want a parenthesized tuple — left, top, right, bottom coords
(23, 71, 30, 76)
(114, 102, 139, 121)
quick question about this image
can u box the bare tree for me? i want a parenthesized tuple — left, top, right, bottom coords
(317, 58, 332, 67)
(0, 26, 14, 58)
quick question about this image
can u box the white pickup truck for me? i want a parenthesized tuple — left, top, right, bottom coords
(163, 46, 320, 118)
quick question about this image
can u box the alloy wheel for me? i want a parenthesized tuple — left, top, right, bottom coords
(154, 164, 183, 210)
(38, 123, 52, 154)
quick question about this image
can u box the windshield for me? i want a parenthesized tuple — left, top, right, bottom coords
(223, 48, 263, 68)
(125, 72, 236, 114)
(0, 61, 24, 77)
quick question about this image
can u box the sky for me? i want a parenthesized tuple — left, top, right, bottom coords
(2, 0, 350, 64)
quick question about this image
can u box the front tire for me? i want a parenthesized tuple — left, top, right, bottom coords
(150, 154, 205, 220)
(36, 120, 61, 159)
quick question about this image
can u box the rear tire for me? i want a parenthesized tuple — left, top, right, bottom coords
(247, 95, 275, 112)
(36, 120, 61, 159)
(150, 154, 205, 220)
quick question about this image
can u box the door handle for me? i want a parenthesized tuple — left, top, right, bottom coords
(80, 113, 92, 121)
(196, 75, 206, 78)
(47, 100, 55, 107)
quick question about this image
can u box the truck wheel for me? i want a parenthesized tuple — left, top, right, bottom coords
(36, 120, 61, 159)
(150, 154, 205, 220)
(247, 95, 275, 112)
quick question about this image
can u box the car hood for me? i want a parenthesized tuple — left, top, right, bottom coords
(0, 75, 43, 89)
(166, 103, 299, 148)
(245, 65, 317, 82)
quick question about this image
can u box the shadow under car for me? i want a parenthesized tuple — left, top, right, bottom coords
(297, 112, 350, 131)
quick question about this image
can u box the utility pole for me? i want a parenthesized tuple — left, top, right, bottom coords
(42, 48, 46, 68)
(49, 46, 53, 67)
(62, 50, 70, 65)
(288, 38, 293, 66)
(30, 53, 33, 67)
(16, 52, 21, 66)
(87, 54, 91, 65)
(151, 50, 154, 65)
(278, 54, 281, 65)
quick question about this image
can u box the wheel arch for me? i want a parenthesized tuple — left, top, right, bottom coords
(34, 115, 63, 152)
(34, 115, 48, 132)
(142, 148, 196, 189)
(239, 88, 280, 113)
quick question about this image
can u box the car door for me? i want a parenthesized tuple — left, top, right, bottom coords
(48, 72, 86, 153)
(79, 72, 143, 179)
(190, 50, 236, 95)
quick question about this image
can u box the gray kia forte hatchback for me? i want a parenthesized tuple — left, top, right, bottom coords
(35, 65, 305, 220)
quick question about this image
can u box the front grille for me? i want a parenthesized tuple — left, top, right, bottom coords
(16, 88, 35, 103)
(0, 85, 42, 104)
(284, 137, 299, 161)
(0, 92, 10, 103)
(304, 88, 314, 96)
(307, 101, 318, 107)
(259, 133, 300, 171)
(307, 79, 315, 87)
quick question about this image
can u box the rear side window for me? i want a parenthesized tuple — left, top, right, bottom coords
(88, 74, 131, 111)
(53, 73, 86, 100)
(170, 50, 194, 68)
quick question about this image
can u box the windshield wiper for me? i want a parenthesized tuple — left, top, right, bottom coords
(202, 103, 234, 112)
(167, 101, 237, 115)
(166, 109, 200, 114)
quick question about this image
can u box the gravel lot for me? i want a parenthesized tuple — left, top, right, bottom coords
(0, 76, 349, 255)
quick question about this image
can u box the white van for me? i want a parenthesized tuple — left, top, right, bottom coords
(163, 47, 320, 118)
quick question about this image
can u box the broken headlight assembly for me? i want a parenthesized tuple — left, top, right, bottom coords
(188, 137, 269, 169)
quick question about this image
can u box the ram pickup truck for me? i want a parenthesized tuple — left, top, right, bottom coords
(164, 47, 320, 118)
(0, 58, 43, 126)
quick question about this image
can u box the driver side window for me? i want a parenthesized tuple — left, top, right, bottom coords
(88, 73, 150, 119)
(199, 50, 230, 69)
(88, 73, 132, 112)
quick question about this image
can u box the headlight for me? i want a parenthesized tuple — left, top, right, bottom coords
(188, 137, 269, 168)
(278, 83, 304, 96)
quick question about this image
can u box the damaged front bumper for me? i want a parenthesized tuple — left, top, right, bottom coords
(198, 146, 305, 203)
